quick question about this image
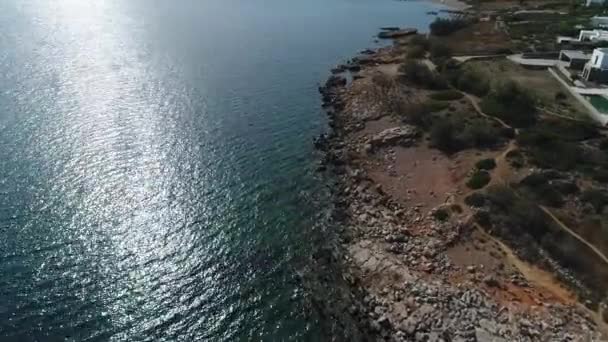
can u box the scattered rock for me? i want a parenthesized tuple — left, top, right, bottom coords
(369, 126, 418, 148)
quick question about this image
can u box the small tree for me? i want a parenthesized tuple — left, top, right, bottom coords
(430, 17, 468, 36)
(407, 46, 426, 59)
(430, 43, 452, 59)
(456, 69, 490, 97)
(430, 119, 461, 152)
(482, 80, 537, 128)
(410, 35, 430, 50)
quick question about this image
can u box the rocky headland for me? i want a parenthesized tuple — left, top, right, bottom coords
(314, 18, 608, 341)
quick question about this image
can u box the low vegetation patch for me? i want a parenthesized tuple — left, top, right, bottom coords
(475, 158, 496, 170)
(429, 42, 452, 60)
(429, 116, 505, 153)
(478, 185, 608, 304)
(518, 173, 566, 208)
(429, 90, 463, 101)
(399, 61, 448, 90)
(581, 189, 608, 214)
(515, 120, 606, 177)
(465, 192, 486, 207)
(389, 98, 448, 129)
(432, 208, 450, 221)
(409, 34, 430, 50)
(480, 80, 537, 128)
(407, 46, 426, 59)
(430, 16, 469, 36)
(505, 149, 524, 168)
(467, 170, 491, 189)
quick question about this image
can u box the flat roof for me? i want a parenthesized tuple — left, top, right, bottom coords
(561, 50, 591, 59)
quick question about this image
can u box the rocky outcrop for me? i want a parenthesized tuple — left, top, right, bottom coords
(378, 28, 417, 39)
(368, 126, 418, 148)
(314, 32, 603, 342)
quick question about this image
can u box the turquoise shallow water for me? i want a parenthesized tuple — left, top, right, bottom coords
(0, 0, 438, 340)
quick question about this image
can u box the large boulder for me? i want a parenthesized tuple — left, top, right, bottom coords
(369, 126, 418, 148)
(325, 75, 347, 88)
(378, 28, 417, 39)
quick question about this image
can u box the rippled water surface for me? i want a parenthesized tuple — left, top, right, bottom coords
(0, 0, 438, 340)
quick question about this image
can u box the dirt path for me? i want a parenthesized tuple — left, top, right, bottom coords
(474, 224, 576, 304)
(461, 92, 513, 130)
(539, 205, 608, 266)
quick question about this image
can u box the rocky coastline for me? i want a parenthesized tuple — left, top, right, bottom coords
(312, 29, 605, 341)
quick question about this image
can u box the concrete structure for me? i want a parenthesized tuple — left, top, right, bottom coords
(507, 54, 559, 67)
(579, 29, 608, 42)
(583, 48, 608, 83)
(559, 50, 591, 70)
(592, 16, 608, 28)
(557, 29, 608, 44)
(548, 68, 608, 125)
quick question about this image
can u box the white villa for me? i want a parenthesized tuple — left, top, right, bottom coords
(557, 29, 608, 44)
(579, 29, 608, 42)
(583, 48, 608, 82)
(592, 16, 608, 28)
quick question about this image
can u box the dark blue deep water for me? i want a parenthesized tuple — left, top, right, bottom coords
(0, 0, 439, 340)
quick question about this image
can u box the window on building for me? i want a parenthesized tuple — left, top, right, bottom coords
(595, 56, 600, 65)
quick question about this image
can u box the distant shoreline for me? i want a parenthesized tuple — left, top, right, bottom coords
(426, 0, 470, 11)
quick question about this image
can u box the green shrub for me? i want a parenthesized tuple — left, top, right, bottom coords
(430, 17, 469, 36)
(520, 173, 550, 187)
(394, 101, 435, 128)
(410, 35, 430, 50)
(500, 127, 516, 139)
(505, 149, 524, 168)
(430, 43, 452, 59)
(533, 120, 599, 142)
(474, 210, 492, 226)
(399, 60, 448, 89)
(455, 69, 490, 97)
(425, 100, 450, 112)
(555, 91, 567, 101)
(451, 204, 463, 213)
(429, 90, 463, 101)
(592, 168, 608, 183)
(433, 208, 450, 221)
(481, 81, 537, 128)
(476, 158, 496, 170)
(460, 120, 502, 148)
(553, 180, 579, 195)
(485, 185, 517, 210)
(467, 170, 492, 189)
(430, 118, 462, 153)
(517, 130, 583, 171)
(465, 192, 487, 207)
(407, 46, 426, 59)
(531, 184, 565, 207)
(581, 189, 608, 213)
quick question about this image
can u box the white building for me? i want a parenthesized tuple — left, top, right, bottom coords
(557, 29, 608, 44)
(592, 16, 608, 28)
(579, 29, 608, 42)
(559, 50, 591, 69)
(589, 48, 608, 68)
(583, 48, 608, 82)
